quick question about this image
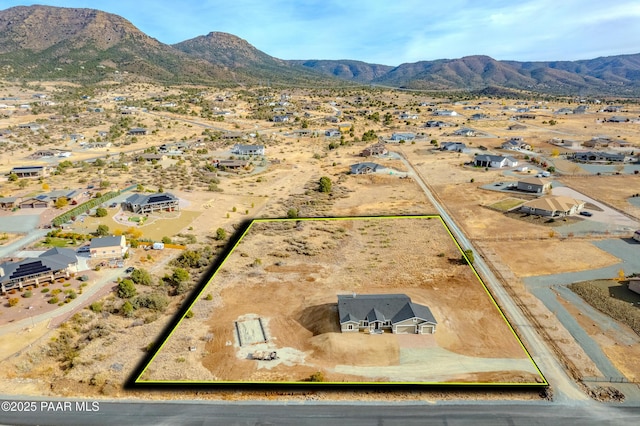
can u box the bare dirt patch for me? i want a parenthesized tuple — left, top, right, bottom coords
(484, 240, 620, 277)
(140, 217, 540, 384)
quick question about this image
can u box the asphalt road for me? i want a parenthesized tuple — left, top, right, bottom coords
(0, 399, 638, 426)
(394, 147, 588, 402)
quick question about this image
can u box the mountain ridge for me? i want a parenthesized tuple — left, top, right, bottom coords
(1, 5, 640, 95)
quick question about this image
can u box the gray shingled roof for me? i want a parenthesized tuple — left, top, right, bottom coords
(90, 236, 124, 249)
(338, 294, 436, 325)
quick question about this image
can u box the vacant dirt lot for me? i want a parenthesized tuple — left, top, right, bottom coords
(484, 239, 621, 277)
(141, 217, 541, 384)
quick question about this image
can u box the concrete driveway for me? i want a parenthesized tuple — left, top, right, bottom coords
(553, 186, 639, 229)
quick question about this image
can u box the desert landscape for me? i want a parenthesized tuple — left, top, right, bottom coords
(139, 217, 543, 384)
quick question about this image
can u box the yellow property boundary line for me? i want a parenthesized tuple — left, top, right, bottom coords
(132, 215, 548, 387)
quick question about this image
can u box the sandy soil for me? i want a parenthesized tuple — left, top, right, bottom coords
(141, 217, 540, 384)
(483, 239, 621, 277)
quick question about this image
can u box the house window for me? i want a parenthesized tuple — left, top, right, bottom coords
(362, 321, 368, 327)
(347, 325, 353, 330)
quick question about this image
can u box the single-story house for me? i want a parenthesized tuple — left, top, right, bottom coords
(474, 155, 518, 168)
(215, 159, 249, 170)
(425, 120, 452, 128)
(127, 127, 147, 135)
(10, 166, 49, 178)
(19, 197, 49, 209)
(0, 197, 20, 209)
(338, 294, 437, 334)
(139, 154, 166, 162)
(399, 112, 419, 120)
(325, 129, 341, 137)
(513, 114, 536, 120)
(440, 142, 466, 152)
(222, 131, 243, 140)
(0, 248, 77, 293)
(90, 235, 127, 259)
(272, 115, 290, 123)
(454, 128, 475, 137)
(231, 144, 265, 156)
(18, 123, 44, 131)
(517, 177, 551, 194)
(389, 132, 415, 142)
(607, 116, 629, 123)
(520, 195, 585, 217)
(603, 105, 623, 113)
(360, 143, 388, 157)
(433, 110, 458, 116)
(123, 192, 180, 214)
(573, 105, 589, 114)
(350, 162, 384, 175)
(470, 113, 488, 120)
(573, 152, 626, 163)
(501, 138, 531, 150)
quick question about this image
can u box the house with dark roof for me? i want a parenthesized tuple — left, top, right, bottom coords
(338, 294, 437, 334)
(607, 116, 629, 123)
(440, 142, 466, 152)
(350, 162, 385, 175)
(123, 192, 180, 214)
(0, 248, 77, 293)
(90, 236, 127, 259)
(389, 132, 415, 142)
(473, 155, 518, 168)
(10, 166, 50, 178)
(573, 152, 626, 163)
(127, 127, 147, 135)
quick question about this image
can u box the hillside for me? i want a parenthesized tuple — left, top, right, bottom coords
(0, 6, 239, 84)
(1, 5, 640, 95)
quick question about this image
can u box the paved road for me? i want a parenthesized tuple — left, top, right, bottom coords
(0, 399, 638, 426)
(0, 229, 48, 258)
(394, 147, 588, 403)
(523, 238, 640, 381)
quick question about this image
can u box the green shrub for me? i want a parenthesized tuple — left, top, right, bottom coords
(48, 297, 59, 304)
(23, 290, 33, 298)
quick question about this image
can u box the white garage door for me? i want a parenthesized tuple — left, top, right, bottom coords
(421, 325, 435, 334)
(395, 325, 416, 334)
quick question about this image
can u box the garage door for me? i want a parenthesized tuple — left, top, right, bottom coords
(395, 325, 416, 334)
(421, 325, 435, 334)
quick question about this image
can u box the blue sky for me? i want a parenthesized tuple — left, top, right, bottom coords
(4, 1, 640, 65)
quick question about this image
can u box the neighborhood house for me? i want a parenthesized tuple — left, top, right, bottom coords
(123, 192, 180, 214)
(350, 162, 385, 175)
(520, 195, 585, 217)
(89, 236, 128, 259)
(0, 248, 78, 294)
(338, 294, 437, 334)
(231, 144, 265, 156)
(517, 177, 551, 194)
(473, 155, 518, 168)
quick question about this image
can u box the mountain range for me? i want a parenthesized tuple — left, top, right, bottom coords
(1, 5, 640, 96)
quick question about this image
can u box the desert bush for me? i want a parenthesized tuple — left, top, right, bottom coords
(8, 298, 19, 307)
(132, 292, 169, 311)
